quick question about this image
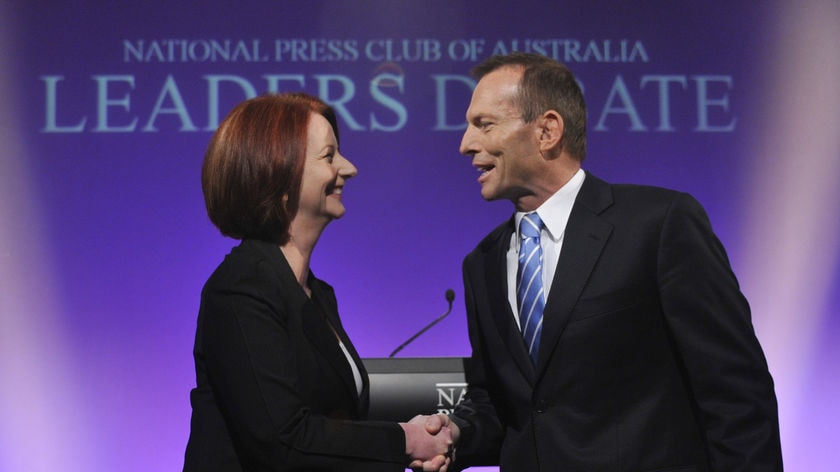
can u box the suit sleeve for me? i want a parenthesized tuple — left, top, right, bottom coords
(657, 193, 783, 471)
(199, 261, 406, 471)
(449, 256, 504, 469)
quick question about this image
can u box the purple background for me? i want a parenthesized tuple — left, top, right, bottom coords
(2, 1, 838, 470)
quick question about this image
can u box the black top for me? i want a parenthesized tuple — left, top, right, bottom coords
(184, 239, 406, 471)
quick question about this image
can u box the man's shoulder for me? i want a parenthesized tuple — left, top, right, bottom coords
(585, 173, 689, 210)
(586, 172, 679, 198)
(610, 182, 683, 207)
(584, 175, 707, 225)
(466, 218, 513, 259)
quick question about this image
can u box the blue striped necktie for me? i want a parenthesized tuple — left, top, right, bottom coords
(517, 212, 545, 365)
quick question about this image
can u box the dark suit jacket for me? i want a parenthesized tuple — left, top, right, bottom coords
(184, 239, 406, 471)
(451, 173, 783, 471)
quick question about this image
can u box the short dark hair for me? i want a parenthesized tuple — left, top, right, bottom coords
(472, 52, 587, 160)
(201, 93, 339, 243)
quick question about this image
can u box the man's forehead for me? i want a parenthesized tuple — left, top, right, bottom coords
(468, 81, 519, 120)
(477, 68, 521, 95)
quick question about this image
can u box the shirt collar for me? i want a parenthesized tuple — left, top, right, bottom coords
(515, 168, 586, 243)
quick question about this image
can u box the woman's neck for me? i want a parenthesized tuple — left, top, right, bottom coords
(280, 220, 325, 296)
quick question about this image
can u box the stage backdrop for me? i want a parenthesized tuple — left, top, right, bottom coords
(2, 1, 839, 470)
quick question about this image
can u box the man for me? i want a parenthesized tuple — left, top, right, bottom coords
(425, 53, 783, 471)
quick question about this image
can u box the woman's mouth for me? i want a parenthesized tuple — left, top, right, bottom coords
(328, 185, 343, 198)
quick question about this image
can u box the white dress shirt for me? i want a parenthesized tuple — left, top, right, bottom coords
(338, 340, 363, 396)
(506, 169, 586, 329)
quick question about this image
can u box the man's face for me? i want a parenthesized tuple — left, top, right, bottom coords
(459, 67, 544, 207)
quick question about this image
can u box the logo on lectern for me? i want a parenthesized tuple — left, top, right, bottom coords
(435, 382, 467, 415)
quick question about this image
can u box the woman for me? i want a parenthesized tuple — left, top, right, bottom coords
(184, 93, 450, 471)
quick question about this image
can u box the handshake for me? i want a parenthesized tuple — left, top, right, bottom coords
(400, 413, 460, 472)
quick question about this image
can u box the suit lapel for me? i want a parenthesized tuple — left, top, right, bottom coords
(536, 173, 614, 379)
(246, 240, 364, 414)
(304, 280, 364, 412)
(483, 219, 538, 383)
(314, 280, 371, 414)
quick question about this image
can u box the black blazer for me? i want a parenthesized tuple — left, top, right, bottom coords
(451, 173, 783, 471)
(184, 239, 406, 471)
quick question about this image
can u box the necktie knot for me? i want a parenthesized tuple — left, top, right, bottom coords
(520, 212, 543, 239)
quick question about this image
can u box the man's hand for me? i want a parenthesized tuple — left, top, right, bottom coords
(421, 414, 460, 442)
(403, 414, 461, 472)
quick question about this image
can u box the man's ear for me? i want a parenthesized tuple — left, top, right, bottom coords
(538, 110, 564, 155)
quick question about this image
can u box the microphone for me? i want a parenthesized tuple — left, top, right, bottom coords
(389, 289, 456, 358)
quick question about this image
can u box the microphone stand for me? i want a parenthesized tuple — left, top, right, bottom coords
(389, 289, 455, 358)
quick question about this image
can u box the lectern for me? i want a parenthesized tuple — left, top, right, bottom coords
(362, 357, 467, 421)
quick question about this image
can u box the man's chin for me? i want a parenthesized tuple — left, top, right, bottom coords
(479, 187, 502, 202)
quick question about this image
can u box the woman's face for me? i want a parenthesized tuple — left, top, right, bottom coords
(296, 113, 358, 225)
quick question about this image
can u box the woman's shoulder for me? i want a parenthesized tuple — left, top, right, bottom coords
(203, 240, 293, 293)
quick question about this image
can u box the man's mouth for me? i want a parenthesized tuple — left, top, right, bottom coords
(476, 164, 495, 182)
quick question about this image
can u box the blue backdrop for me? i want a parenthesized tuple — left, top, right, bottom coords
(2, 1, 838, 470)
